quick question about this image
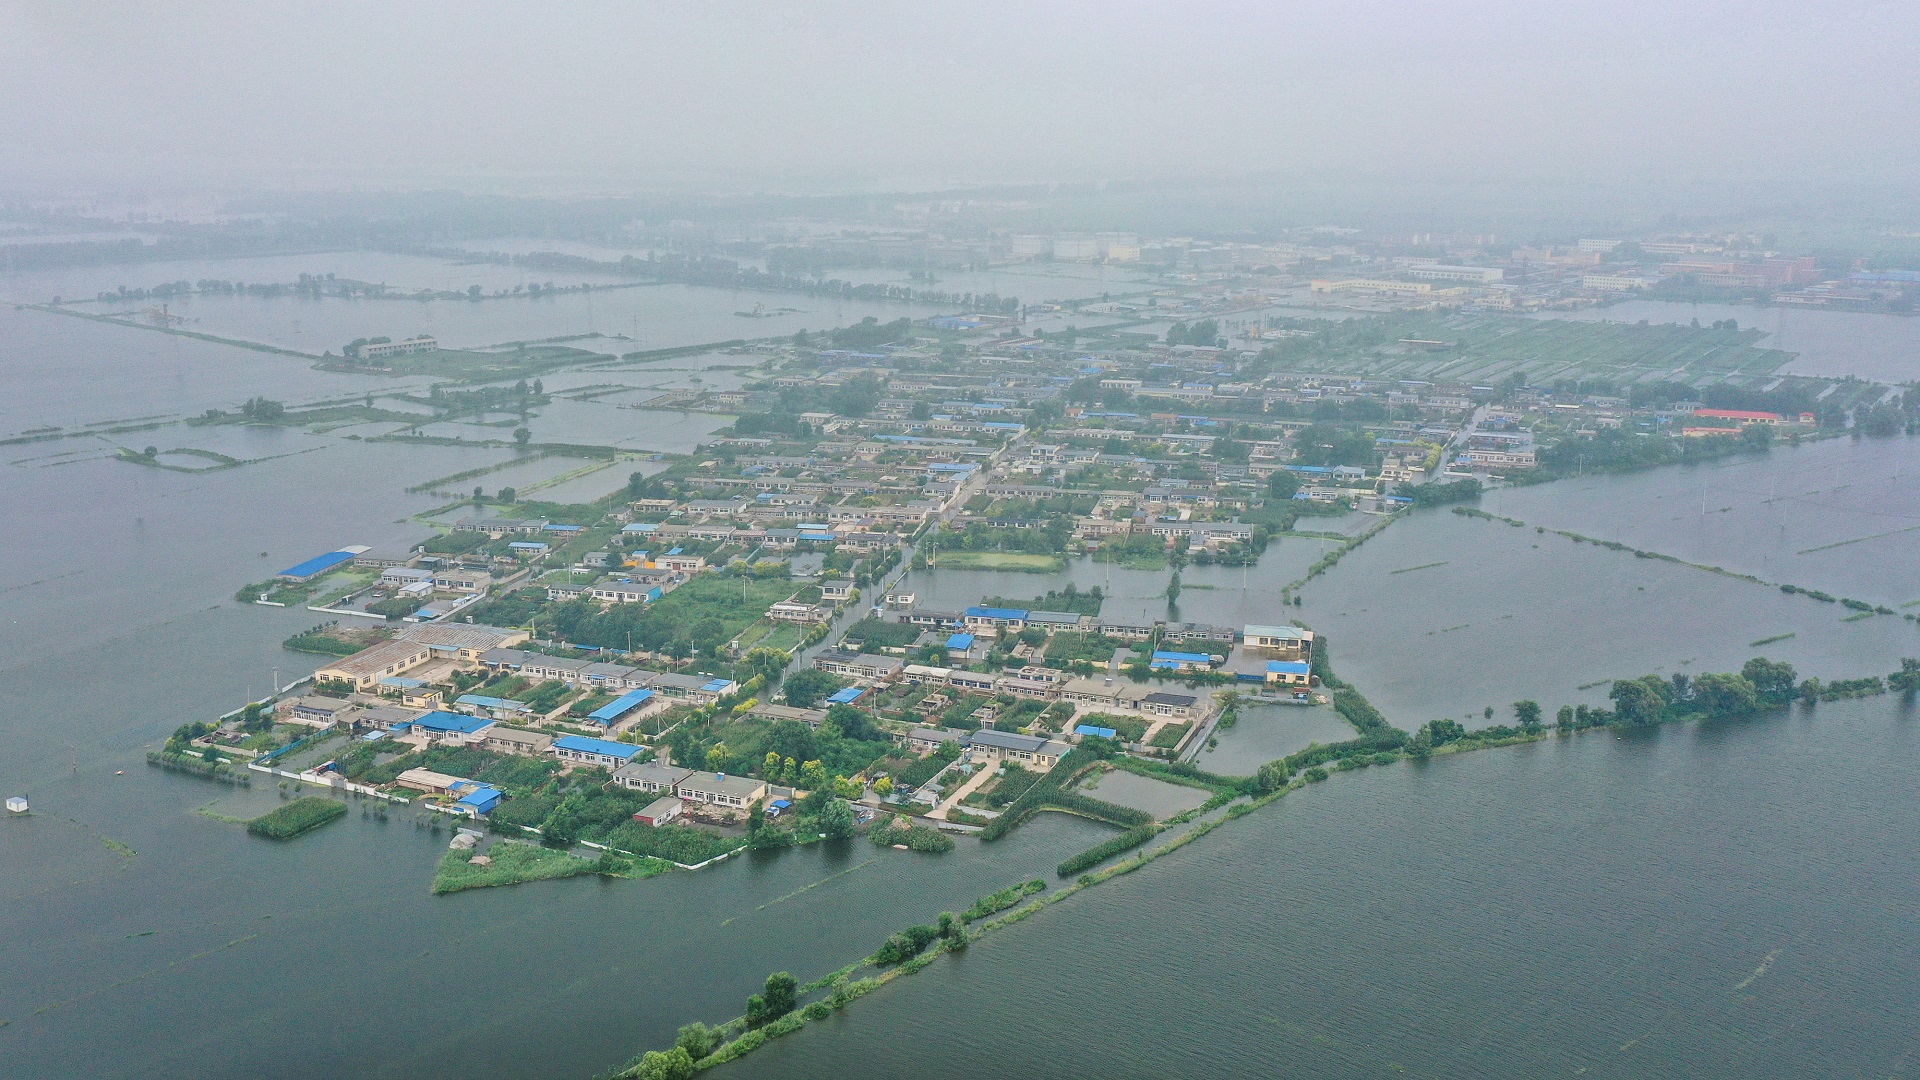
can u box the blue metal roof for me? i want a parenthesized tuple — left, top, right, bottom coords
(455, 785, 503, 812)
(553, 735, 641, 759)
(456, 694, 530, 711)
(1152, 650, 1215, 664)
(1075, 724, 1118, 739)
(276, 549, 358, 580)
(965, 606, 1028, 621)
(700, 679, 735, 693)
(1267, 660, 1312, 674)
(827, 686, 865, 704)
(414, 711, 492, 734)
(588, 688, 656, 723)
(946, 633, 975, 650)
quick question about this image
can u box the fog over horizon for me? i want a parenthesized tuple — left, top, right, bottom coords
(4, 0, 1917, 198)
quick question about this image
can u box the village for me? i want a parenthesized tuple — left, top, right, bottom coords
(161, 286, 1877, 880)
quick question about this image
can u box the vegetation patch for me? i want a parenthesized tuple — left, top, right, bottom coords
(431, 841, 598, 894)
(868, 818, 955, 853)
(247, 797, 348, 840)
(930, 551, 1065, 572)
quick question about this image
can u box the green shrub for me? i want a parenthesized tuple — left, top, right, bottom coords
(1057, 824, 1159, 876)
(247, 797, 347, 839)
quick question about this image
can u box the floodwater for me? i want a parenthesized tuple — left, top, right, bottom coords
(748, 695, 1920, 1079)
(4, 265, 1920, 1079)
(1534, 298, 1920, 382)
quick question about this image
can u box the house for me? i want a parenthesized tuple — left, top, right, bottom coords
(393, 768, 467, 794)
(1265, 660, 1312, 687)
(613, 761, 694, 794)
(401, 623, 530, 661)
(812, 650, 904, 682)
(315, 639, 434, 692)
(819, 579, 856, 602)
(999, 666, 1062, 698)
(432, 569, 494, 593)
(963, 606, 1028, 631)
(674, 771, 769, 810)
(645, 672, 738, 704)
(552, 735, 644, 769)
(411, 711, 496, 744)
(1149, 650, 1218, 672)
(966, 729, 1069, 769)
(454, 694, 533, 720)
(633, 796, 684, 827)
(592, 580, 666, 604)
(897, 727, 963, 754)
(769, 601, 831, 623)
(1242, 624, 1314, 661)
(1141, 691, 1199, 718)
(356, 705, 425, 731)
(281, 696, 356, 728)
(901, 663, 953, 685)
(482, 727, 554, 756)
(452, 784, 504, 817)
(1057, 676, 1151, 712)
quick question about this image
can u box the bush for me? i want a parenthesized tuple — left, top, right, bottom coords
(961, 879, 1046, 922)
(870, 821, 955, 853)
(1057, 824, 1159, 876)
(247, 797, 347, 839)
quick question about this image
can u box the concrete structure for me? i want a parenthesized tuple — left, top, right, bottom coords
(613, 761, 694, 795)
(633, 796, 683, 827)
(1242, 625, 1314, 661)
(966, 729, 1068, 769)
(316, 639, 434, 692)
(552, 735, 644, 769)
(482, 727, 554, 756)
(1265, 660, 1312, 687)
(674, 771, 768, 810)
(812, 651, 903, 682)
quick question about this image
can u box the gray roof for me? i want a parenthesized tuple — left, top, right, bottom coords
(613, 762, 694, 787)
(675, 771, 767, 800)
(1144, 691, 1198, 707)
(967, 729, 1051, 753)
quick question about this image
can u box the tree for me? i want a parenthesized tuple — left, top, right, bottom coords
(757, 972, 797, 1022)
(1891, 658, 1920, 695)
(1555, 704, 1575, 732)
(1267, 469, 1301, 501)
(675, 1022, 719, 1061)
(1609, 676, 1669, 725)
(816, 797, 856, 840)
(705, 743, 730, 772)
(1693, 672, 1759, 719)
(780, 669, 840, 708)
(513, 427, 532, 447)
(1513, 700, 1542, 729)
(632, 1046, 696, 1080)
(1741, 657, 1797, 703)
(498, 486, 516, 503)
(800, 759, 829, 790)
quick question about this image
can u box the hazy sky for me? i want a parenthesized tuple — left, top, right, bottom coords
(3, 1, 1916, 192)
